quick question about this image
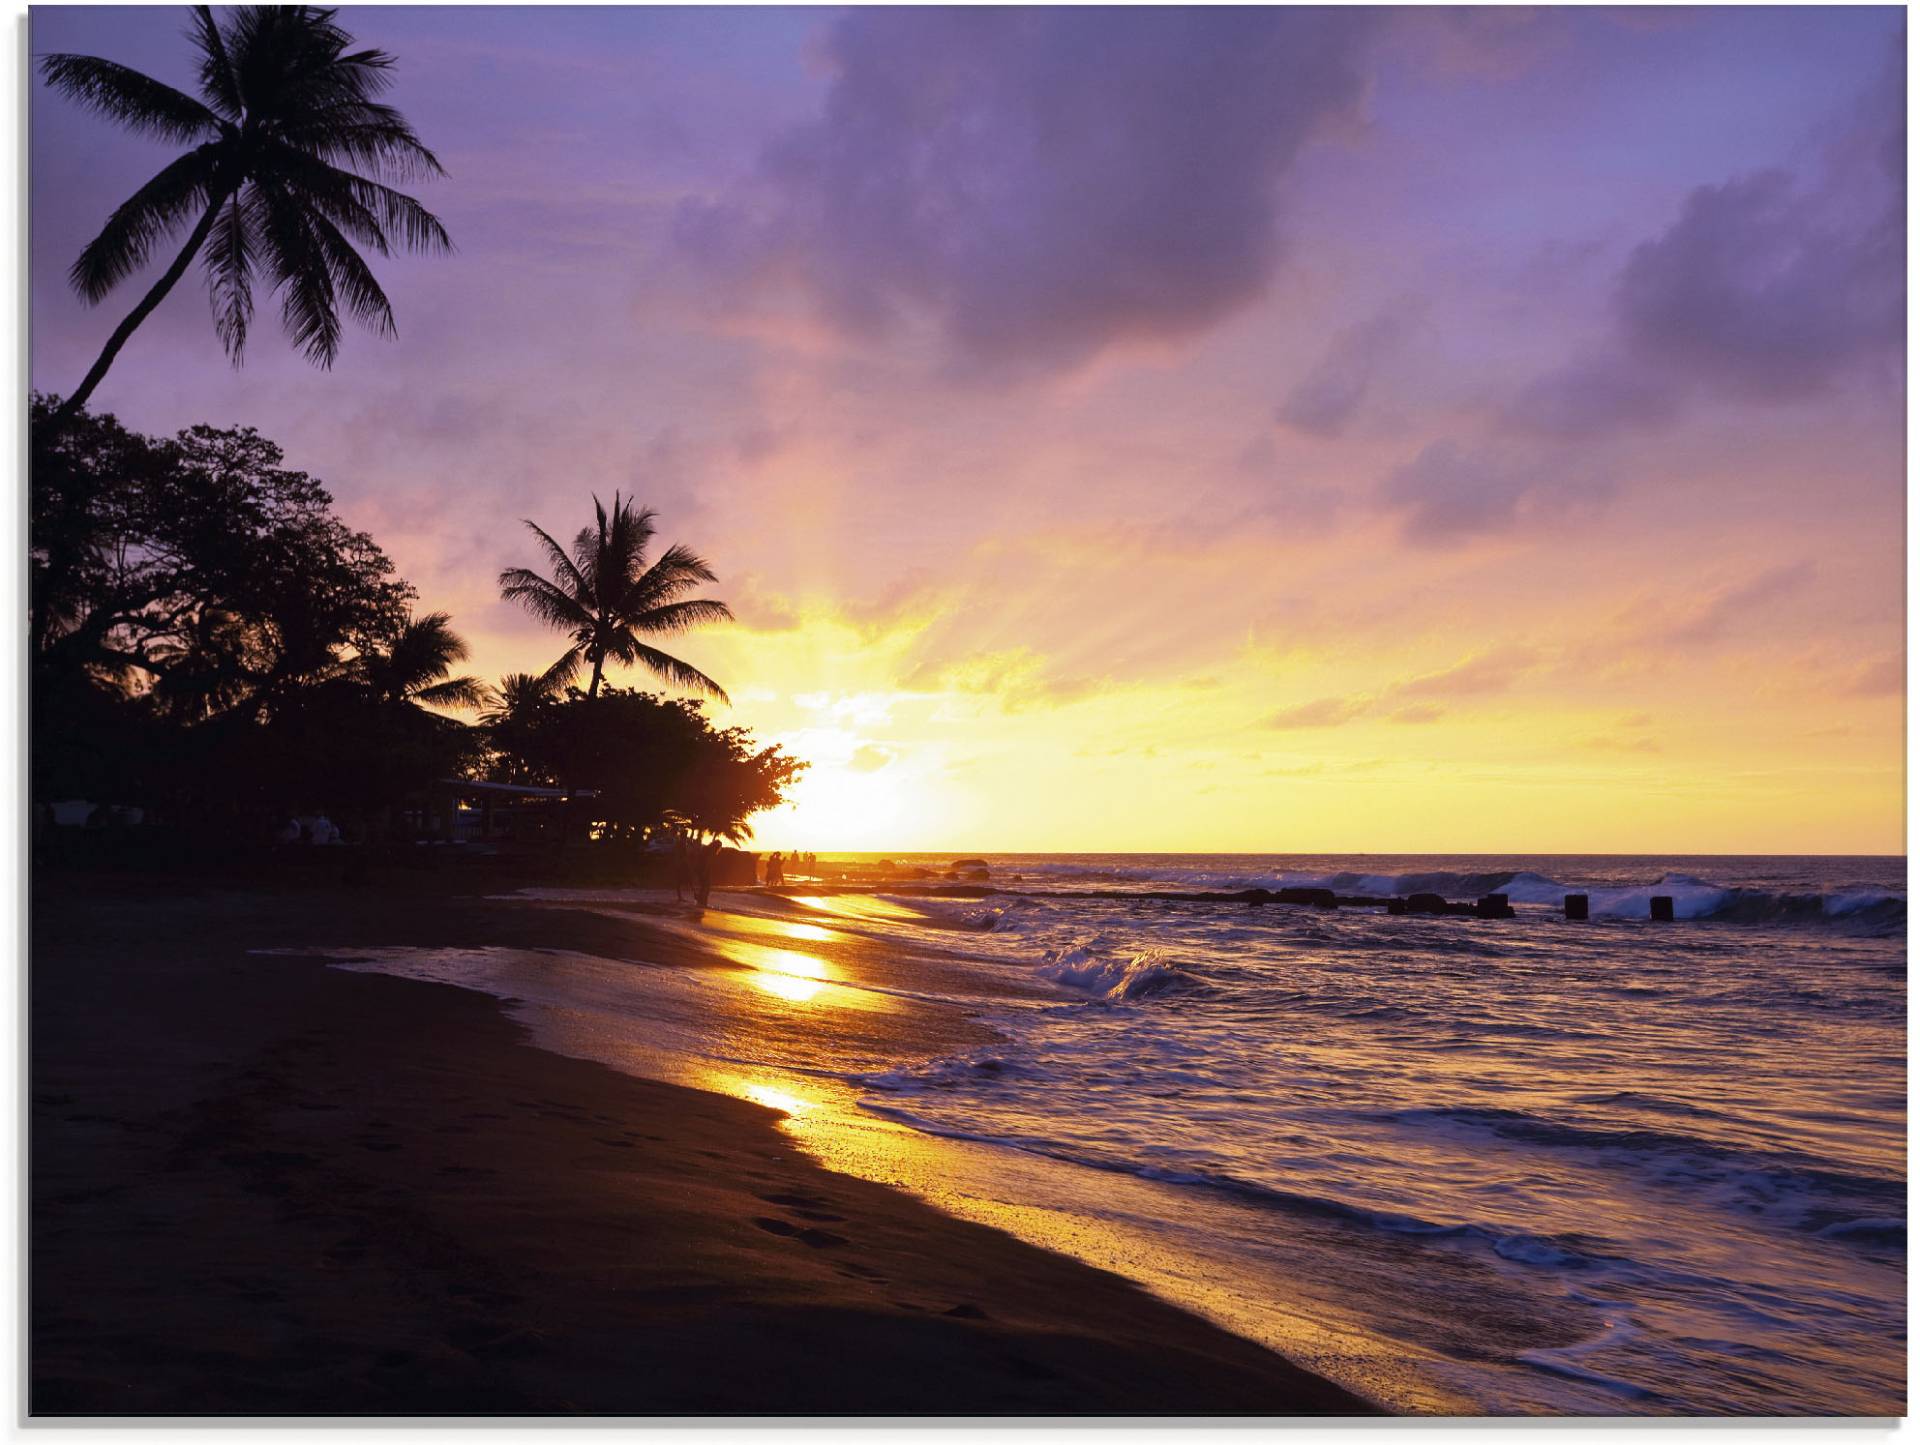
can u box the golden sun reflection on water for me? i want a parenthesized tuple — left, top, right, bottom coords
(789, 893, 926, 923)
(716, 912, 840, 945)
(737, 1080, 817, 1115)
(750, 971, 825, 1003)
(697, 930, 889, 1011)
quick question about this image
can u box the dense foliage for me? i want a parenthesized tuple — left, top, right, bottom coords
(31, 397, 799, 853)
(483, 685, 806, 844)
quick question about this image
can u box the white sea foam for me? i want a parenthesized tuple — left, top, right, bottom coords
(1038, 942, 1189, 1001)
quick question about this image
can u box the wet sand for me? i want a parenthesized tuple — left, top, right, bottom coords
(31, 872, 1378, 1417)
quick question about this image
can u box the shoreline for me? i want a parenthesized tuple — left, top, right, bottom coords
(31, 872, 1379, 1418)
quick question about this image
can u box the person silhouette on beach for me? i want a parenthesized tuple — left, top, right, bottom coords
(694, 838, 723, 908)
(767, 851, 784, 887)
(673, 833, 694, 901)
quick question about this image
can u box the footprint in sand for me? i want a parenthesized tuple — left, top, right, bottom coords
(751, 1216, 848, 1248)
(755, 1191, 847, 1223)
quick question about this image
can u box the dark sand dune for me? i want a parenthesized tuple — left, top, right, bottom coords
(31, 876, 1377, 1417)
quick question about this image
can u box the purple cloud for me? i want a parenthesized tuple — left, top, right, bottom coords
(1617, 165, 1901, 401)
(1502, 352, 1680, 441)
(676, 7, 1375, 375)
(1378, 440, 1607, 544)
(1277, 304, 1420, 438)
(1508, 37, 1903, 435)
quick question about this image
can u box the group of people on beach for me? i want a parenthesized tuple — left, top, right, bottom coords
(669, 838, 819, 906)
(761, 851, 816, 886)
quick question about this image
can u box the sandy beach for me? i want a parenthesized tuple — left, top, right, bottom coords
(30, 870, 1376, 1417)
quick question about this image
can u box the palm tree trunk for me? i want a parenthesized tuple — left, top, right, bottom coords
(586, 651, 605, 699)
(52, 193, 229, 429)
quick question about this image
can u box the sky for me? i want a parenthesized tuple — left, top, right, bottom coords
(29, 5, 1907, 854)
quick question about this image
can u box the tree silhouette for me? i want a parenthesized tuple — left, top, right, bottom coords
(480, 671, 558, 727)
(39, 5, 451, 426)
(498, 493, 732, 702)
(358, 610, 484, 713)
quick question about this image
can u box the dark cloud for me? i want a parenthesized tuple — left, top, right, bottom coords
(1378, 440, 1606, 543)
(1277, 305, 1419, 437)
(1501, 352, 1679, 441)
(1616, 164, 1902, 401)
(676, 8, 1375, 376)
(1508, 39, 1903, 435)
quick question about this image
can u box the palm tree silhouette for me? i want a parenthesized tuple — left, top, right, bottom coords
(479, 671, 558, 727)
(39, 5, 451, 426)
(359, 611, 484, 713)
(498, 493, 732, 703)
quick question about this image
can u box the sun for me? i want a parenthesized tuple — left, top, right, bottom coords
(754, 760, 923, 852)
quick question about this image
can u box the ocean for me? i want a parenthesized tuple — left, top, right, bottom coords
(314, 853, 1907, 1415)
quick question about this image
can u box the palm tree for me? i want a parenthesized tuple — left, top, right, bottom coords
(39, 5, 451, 427)
(498, 493, 732, 702)
(358, 611, 484, 713)
(479, 671, 558, 727)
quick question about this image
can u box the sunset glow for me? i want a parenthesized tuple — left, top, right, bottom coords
(29, 6, 1904, 855)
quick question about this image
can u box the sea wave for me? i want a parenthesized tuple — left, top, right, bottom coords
(1038, 941, 1193, 1001)
(989, 864, 1904, 931)
(1376, 1103, 1905, 1235)
(853, 1097, 1620, 1272)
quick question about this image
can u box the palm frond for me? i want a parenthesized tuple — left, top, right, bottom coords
(204, 189, 261, 361)
(499, 567, 594, 632)
(629, 597, 735, 635)
(261, 146, 391, 254)
(629, 642, 730, 704)
(229, 7, 378, 122)
(304, 204, 397, 338)
(38, 52, 226, 143)
(187, 6, 243, 119)
(266, 145, 450, 252)
(281, 103, 446, 180)
(622, 541, 720, 611)
(68, 146, 225, 303)
(255, 179, 341, 365)
(479, 671, 557, 725)
(516, 521, 592, 604)
(414, 675, 486, 710)
(536, 645, 586, 692)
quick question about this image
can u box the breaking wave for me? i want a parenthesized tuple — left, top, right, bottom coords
(1037, 941, 1193, 1001)
(977, 862, 1903, 931)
